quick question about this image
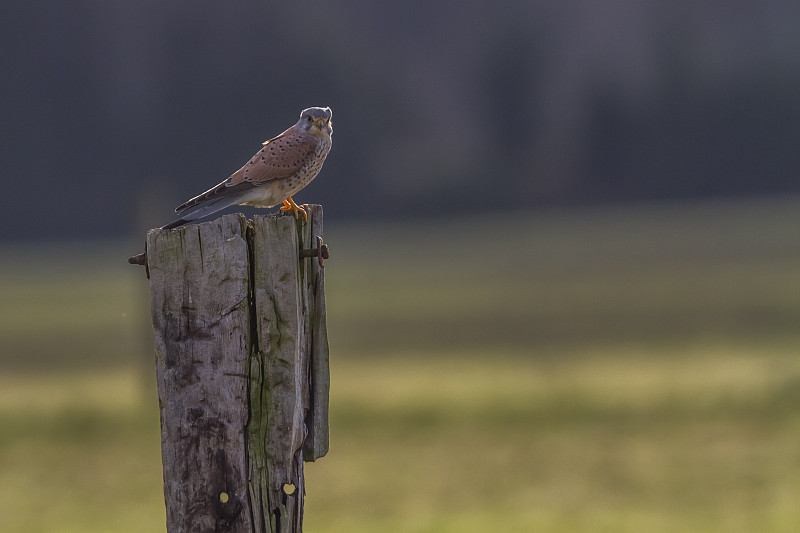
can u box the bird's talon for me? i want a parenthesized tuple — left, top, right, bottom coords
(280, 198, 308, 222)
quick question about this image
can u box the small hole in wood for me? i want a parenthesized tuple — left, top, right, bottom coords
(282, 483, 296, 495)
(219, 492, 230, 503)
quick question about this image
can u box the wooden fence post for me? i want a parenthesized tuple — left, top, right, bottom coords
(141, 206, 329, 533)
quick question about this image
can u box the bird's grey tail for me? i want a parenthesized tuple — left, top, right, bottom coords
(160, 197, 239, 230)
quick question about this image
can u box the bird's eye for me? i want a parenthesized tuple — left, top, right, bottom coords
(307, 116, 313, 122)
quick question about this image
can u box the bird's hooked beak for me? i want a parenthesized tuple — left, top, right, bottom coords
(314, 118, 326, 127)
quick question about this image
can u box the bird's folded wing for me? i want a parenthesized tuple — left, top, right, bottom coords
(237, 128, 318, 185)
(174, 180, 256, 214)
(174, 128, 318, 213)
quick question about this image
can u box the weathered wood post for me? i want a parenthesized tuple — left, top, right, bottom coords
(137, 205, 329, 533)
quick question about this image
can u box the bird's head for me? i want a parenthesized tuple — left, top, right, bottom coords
(297, 106, 333, 137)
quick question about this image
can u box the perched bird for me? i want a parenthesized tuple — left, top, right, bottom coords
(162, 106, 333, 229)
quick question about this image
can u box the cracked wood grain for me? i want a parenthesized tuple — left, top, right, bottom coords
(145, 208, 329, 533)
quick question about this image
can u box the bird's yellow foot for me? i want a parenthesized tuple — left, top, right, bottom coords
(280, 197, 308, 222)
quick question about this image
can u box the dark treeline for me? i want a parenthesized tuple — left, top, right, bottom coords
(3, 0, 799, 241)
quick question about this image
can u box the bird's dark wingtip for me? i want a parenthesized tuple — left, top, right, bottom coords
(160, 218, 188, 230)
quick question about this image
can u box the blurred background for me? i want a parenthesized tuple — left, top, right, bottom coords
(1, 1, 799, 531)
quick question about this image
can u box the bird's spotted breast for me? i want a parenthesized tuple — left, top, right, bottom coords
(284, 137, 331, 194)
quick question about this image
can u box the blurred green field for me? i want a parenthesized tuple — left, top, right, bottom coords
(1, 197, 798, 532)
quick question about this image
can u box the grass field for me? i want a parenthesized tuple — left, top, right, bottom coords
(0, 196, 798, 532)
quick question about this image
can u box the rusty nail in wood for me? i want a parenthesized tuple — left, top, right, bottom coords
(300, 236, 329, 268)
(128, 250, 150, 278)
(129, 252, 147, 266)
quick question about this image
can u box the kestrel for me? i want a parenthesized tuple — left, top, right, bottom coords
(162, 106, 333, 229)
